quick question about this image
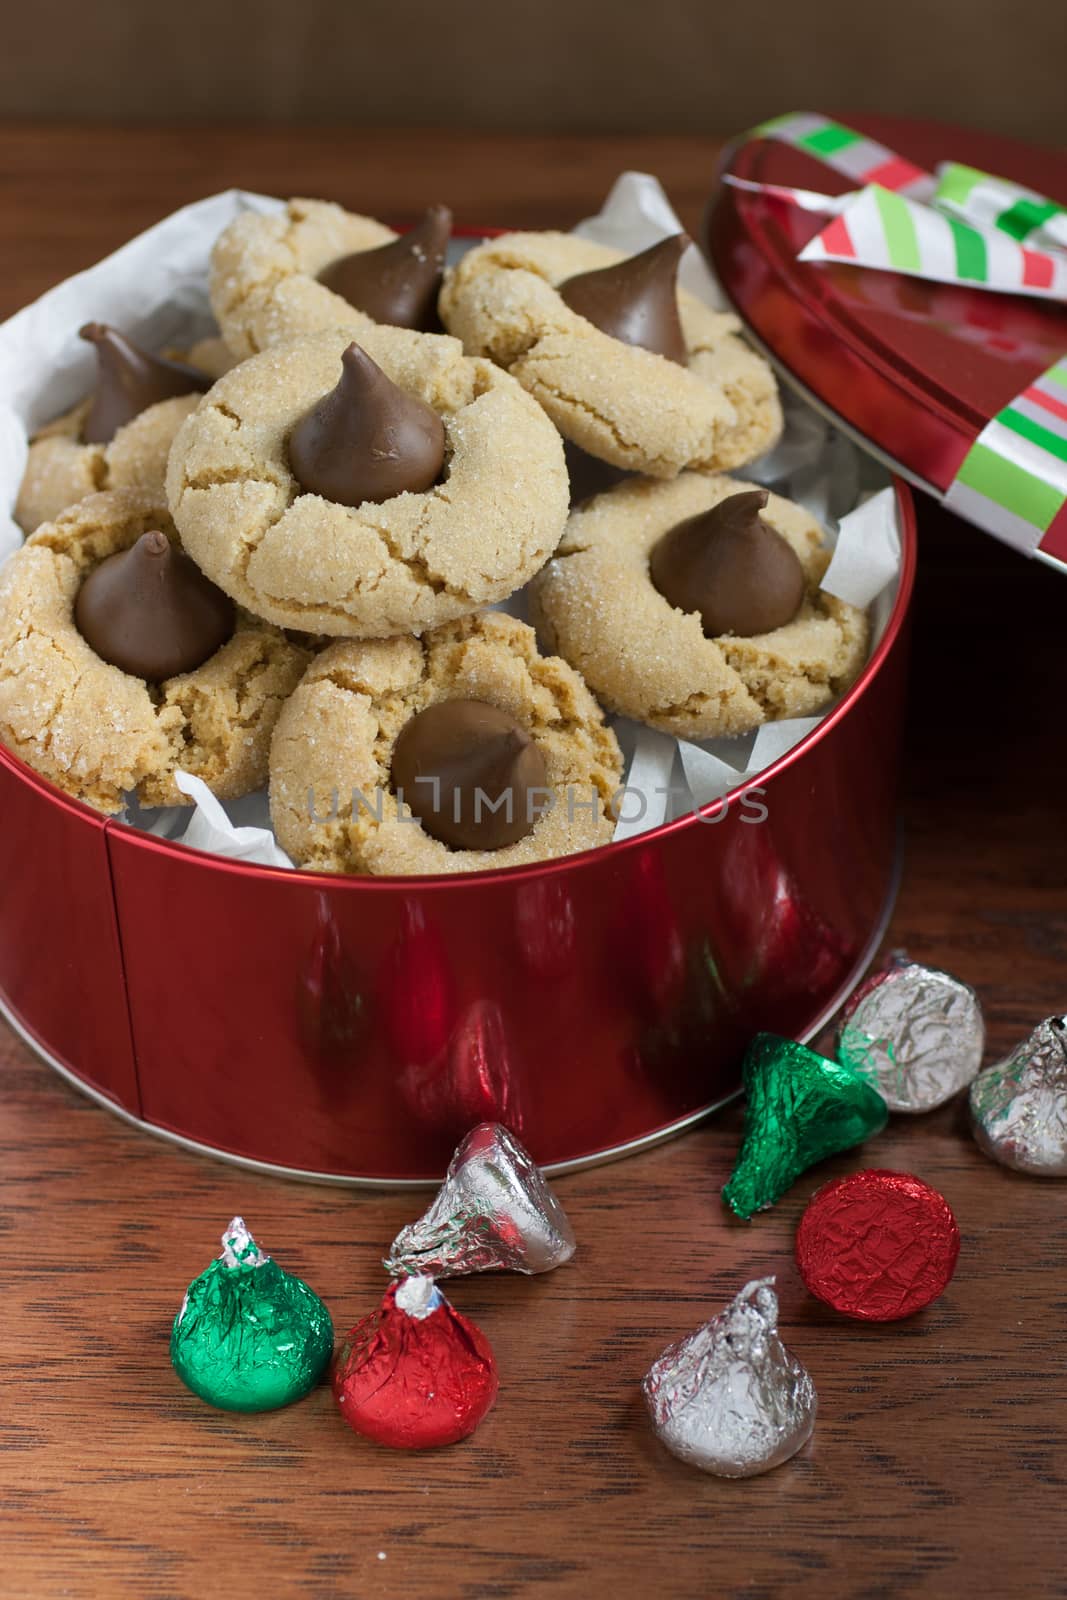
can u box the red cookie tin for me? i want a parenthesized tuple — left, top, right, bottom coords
(705, 114, 1067, 572)
(0, 540, 914, 1182)
(0, 209, 918, 1185)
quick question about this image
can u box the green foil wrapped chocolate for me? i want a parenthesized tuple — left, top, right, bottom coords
(723, 1035, 889, 1219)
(170, 1217, 334, 1411)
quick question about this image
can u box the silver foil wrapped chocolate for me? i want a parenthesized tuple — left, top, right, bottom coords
(383, 1122, 576, 1278)
(642, 1277, 816, 1478)
(836, 956, 985, 1112)
(970, 1015, 1067, 1175)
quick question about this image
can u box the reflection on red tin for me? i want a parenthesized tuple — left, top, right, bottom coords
(714, 823, 848, 1016)
(377, 899, 455, 1069)
(624, 847, 687, 1017)
(513, 874, 578, 981)
(297, 892, 367, 1062)
(400, 998, 524, 1140)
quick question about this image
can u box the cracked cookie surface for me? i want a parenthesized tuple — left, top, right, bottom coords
(0, 490, 310, 814)
(528, 474, 869, 742)
(166, 325, 569, 639)
(14, 336, 235, 536)
(439, 232, 782, 478)
(209, 199, 397, 359)
(270, 611, 622, 876)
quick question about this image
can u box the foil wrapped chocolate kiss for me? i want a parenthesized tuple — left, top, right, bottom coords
(332, 1274, 498, 1450)
(79, 322, 211, 445)
(650, 489, 806, 639)
(970, 1015, 1067, 1175)
(288, 342, 445, 507)
(643, 1277, 817, 1477)
(722, 1033, 888, 1219)
(836, 955, 985, 1112)
(170, 1216, 333, 1413)
(318, 204, 452, 330)
(557, 234, 690, 365)
(75, 531, 235, 682)
(384, 1122, 576, 1279)
(390, 699, 548, 851)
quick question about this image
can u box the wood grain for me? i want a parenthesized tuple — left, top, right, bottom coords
(2, 125, 1066, 1600)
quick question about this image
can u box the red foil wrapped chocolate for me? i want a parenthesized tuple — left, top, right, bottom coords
(332, 1276, 498, 1449)
(796, 1169, 960, 1321)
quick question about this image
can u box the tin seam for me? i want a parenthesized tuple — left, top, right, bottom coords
(100, 816, 147, 1121)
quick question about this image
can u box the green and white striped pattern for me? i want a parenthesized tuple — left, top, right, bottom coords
(946, 359, 1067, 556)
(755, 113, 934, 198)
(935, 162, 1067, 255)
(798, 184, 1067, 302)
(742, 113, 1067, 555)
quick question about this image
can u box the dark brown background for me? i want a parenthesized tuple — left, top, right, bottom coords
(1, 0, 1065, 145)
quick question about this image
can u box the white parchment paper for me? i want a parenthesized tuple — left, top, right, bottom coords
(0, 175, 902, 871)
(0, 190, 282, 564)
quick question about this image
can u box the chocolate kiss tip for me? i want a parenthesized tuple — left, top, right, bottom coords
(343, 342, 372, 376)
(412, 203, 453, 238)
(649, 489, 805, 640)
(558, 233, 690, 365)
(74, 530, 235, 683)
(288, 342, 445, 507)
(77, 322, 211, 445)
(651, 232, 691, 259)
(317, 204, 453, 330)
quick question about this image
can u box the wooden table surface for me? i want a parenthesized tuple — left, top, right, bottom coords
(2, 125, 1065, 1600)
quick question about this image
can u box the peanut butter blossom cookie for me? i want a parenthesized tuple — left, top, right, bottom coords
(529, 475, 869, 742)
(0, 490, 310, 813)
(439, 231, 782, 478)
(269, 612, 622, 876)
(14, 324, 232, 535)
(166, 325, 569, 639)
(209, 198, 452, 359)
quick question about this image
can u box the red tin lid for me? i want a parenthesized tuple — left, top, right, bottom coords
(705, 113, 1067, 571)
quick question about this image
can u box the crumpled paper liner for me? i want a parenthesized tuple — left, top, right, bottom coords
(173, 773, 293, 868)
(0, 189, 282, 566)
(0, 175, 902, 873)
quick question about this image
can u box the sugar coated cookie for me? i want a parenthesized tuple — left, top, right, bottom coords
(529, 474, 869, 742)
(439, 231, 782, 478)
(210, 199, 452, 359)
(14, 326, 233, 535)
(269, 611, 622, 875)
(167, 325, 569, 639)
(0, 491, 310, 813)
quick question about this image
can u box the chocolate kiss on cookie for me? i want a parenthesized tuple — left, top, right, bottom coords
(79, 323, 212, 445)
(289, 342, 446, 507)
(75, 531, 235, 682)
(391, 699, 548, 852)
(557, 235, 690, 365)
(649, 489, 806, 638)
(318, 205, 453, 330)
